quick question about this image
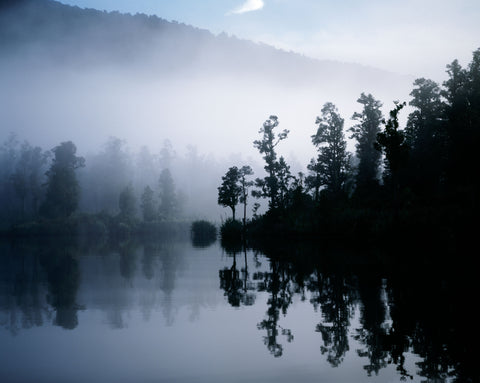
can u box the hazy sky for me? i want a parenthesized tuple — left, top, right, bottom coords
(58, 0, 480, 80)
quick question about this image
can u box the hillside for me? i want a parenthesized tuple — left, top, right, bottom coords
(0, 0, 407, 89)
(0, 0, 413, 170)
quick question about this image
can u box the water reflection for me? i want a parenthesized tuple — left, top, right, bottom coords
(219, 241, 476, 382)
(0, 238, 476, 382)
(0, 241, 82, 332)
(311, 267, 355, 367)
(219, 247, 256, 307)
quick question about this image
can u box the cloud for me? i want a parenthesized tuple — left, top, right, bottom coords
(227, 0, 264, 15)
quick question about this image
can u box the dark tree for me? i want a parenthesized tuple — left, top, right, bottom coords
(140, 185, 156, 222)
(218, 166, 241, 220)
(306, 158, 322, 202)
(310, 102, 351, 197)
(375, 102, 409, 203)
(253, 115, 289, 210)
(118, 183, 136, 220)
(239, 165, 254, 226)
(0, 134, 20, 224)
(405, 78, 446, 200)
(40, 141, 85, 219)
(349, 93, 383, 195)
(158, 168, 179, 221)
(276, 156, 294, 210)
(442, 49, 480, 201)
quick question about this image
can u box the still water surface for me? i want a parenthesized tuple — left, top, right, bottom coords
(0, 238, 474, 382)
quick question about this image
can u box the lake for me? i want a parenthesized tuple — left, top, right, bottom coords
(0, 237, 475, 383)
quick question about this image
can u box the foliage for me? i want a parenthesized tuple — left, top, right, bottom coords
(252, 115, 289, 209)
(442, 49, 480, 200)
(405, 78, 446, 200)
(40, 141, 85, 219)
(118, 183, 136, 221)
(220, 217, 243, 241)
(238, 165, 254, 225)
(375, 101, 409, 200)
(349, 93, 383, 195)
(158, 168, 181, 221)
(2, 48, 480, 248)
(308, 102, 351, 198)
(190, 220, 217, 247)
(217, 166, 241, 220)
(140, 185, 156, 222)
(10, 141, 48, 219)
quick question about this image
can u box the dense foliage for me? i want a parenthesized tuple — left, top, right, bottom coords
(217, 48, 480, 245)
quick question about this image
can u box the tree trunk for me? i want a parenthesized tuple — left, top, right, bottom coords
(243, 199, 247, 228)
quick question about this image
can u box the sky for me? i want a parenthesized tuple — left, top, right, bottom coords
(57, 0, 480, 81)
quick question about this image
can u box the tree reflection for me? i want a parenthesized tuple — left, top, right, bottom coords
(219, 252, 243, 307)
(354, 274, 390, 376)
(0, 238, 476, 382)
(219, 244, 256, 307)
(40, 245, 82, 330)
(0, 245, 46, 335)
(218, 240, 477, 382)
(141, 242, 156, 280)
(257, 261, 293, 358)
(255, 258, 294, 358)
(309, 268, 356, 367)
(117, 240, 137, 283)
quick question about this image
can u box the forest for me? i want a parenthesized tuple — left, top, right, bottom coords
(218, 48, 479, 248)
(1, 48, 478, 252)
(0, 135, 226, 237)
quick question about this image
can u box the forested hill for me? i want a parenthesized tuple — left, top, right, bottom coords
(0, 0, 406, 89)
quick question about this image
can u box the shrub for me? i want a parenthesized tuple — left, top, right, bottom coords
(191, 220, 217, 247)
(220, 218, 243, 241)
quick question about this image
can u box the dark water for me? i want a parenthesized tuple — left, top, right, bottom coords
(0, 238, 475, 383)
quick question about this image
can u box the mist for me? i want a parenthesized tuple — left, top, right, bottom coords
(0, 0, 417, 222)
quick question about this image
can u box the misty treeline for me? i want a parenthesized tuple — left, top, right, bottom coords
(219, 49, 480, 240)
(0, 134, 235, 231)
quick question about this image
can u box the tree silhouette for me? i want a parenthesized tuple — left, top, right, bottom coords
(406, 78, 446, 201)
(40, 141, 85, 219)
(276, 156, 294, 210)
(118, 183, 136, 221)
(349, 93, 383, 196)
(140, 185, 156, 222)
(253, 115, 289, 210)
(443, 49, 480, 201)
(158, 168, 179, 221)
(310, 102, 351, 198)
(217, 166, 241, 220)
(375, 102, 409, 204)
(239, 165, 254, 226)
